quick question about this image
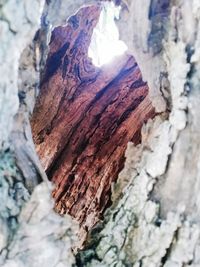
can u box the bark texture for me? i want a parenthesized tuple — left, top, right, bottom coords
(0, 1, 78, 266)
(1, 0, 200, 267)
(77, 1, 200, 266)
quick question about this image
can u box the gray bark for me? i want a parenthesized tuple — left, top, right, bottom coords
(1, 0, 200, 267)
(0, 1, 78, 266)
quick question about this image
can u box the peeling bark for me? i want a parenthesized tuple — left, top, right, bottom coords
(0, 1, 78, 266)
(77, 1, 200, 266)
(1, 0, 200, 267)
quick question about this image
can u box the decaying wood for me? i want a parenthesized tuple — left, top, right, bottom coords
(2, 0, 200, 266)
(31, 4, 154, 231)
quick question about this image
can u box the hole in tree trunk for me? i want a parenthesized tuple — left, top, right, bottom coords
(88, 2, 127, 67)
(30, 2, 155, 240)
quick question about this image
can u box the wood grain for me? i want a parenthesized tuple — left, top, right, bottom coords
(31, 4, 155, 232)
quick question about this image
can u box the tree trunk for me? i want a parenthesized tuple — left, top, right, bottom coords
(30, 4, 154, 240)
(1, 0, 200, 267)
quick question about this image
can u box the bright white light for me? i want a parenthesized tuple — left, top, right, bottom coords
(88, 2, 128, 67)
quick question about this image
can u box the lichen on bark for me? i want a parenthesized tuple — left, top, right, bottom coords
(1, 0, 200, 267)
(77, 0, 200, 266)
(0, 1, 79, 266)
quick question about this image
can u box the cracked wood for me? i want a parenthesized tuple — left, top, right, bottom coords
(31, 5, 155, 231)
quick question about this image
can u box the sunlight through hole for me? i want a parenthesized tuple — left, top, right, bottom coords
(88, 2, 128, 67)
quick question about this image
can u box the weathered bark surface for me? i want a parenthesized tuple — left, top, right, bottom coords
(1, 0, 200, 267)
(31, 5, 154, 233)
(78, 1, 200, 266)
(0, 1, 78, 266)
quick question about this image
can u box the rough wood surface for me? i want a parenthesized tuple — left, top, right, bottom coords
(31, 4, 154, 231)
(80, 1, 200, 266)
(1, 0, 200, 266)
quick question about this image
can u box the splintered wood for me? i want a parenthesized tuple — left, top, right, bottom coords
(31, 5, 154, 232)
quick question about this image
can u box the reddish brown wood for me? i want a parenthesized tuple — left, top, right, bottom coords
(31, 5, 155, 232)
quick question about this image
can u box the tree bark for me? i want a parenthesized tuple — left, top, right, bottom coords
(1, 0, 200, 267)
